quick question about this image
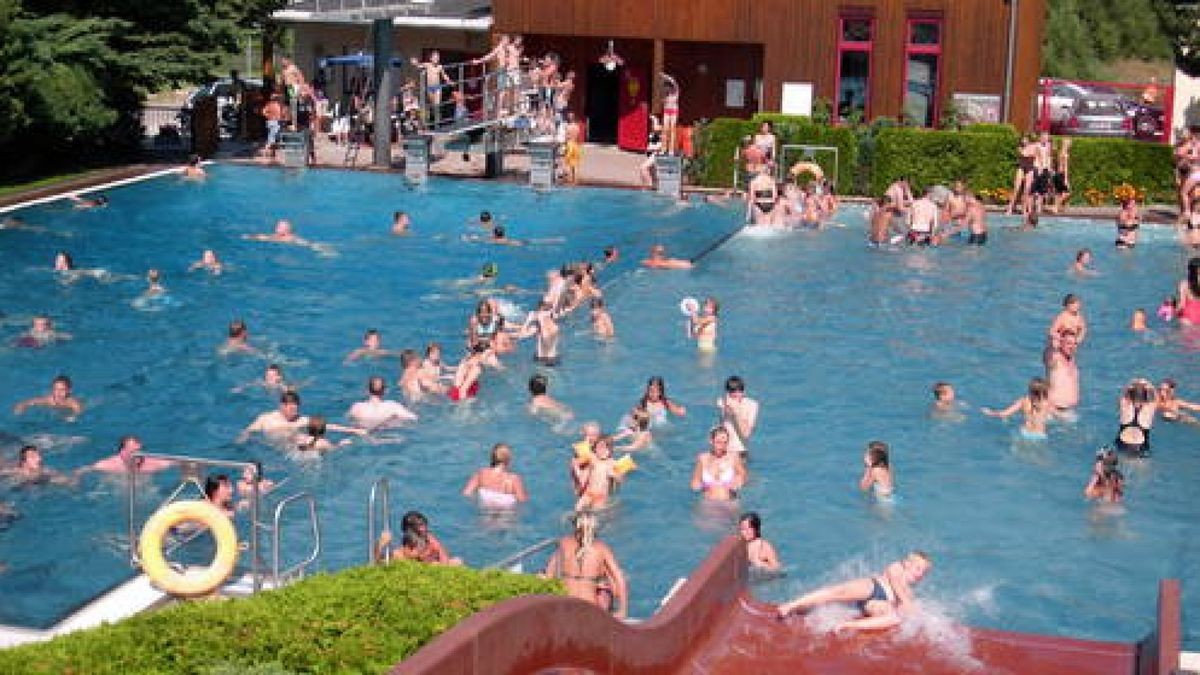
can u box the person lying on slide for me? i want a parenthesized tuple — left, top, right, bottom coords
(776, 551, 932, 631)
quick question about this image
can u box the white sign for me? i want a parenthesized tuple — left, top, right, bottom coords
(781, 82, 814, 117)
(725, 79, 746, 108)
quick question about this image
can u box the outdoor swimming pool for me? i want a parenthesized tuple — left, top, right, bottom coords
(0, 165, 1195, 650)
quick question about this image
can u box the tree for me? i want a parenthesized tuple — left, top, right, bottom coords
(1043, 0, 1173, 80)
(1154, 0, 1200, 77)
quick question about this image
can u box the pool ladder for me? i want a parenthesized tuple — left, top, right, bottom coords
(127, 452, 322, 592)
(367, 477, 392, 563)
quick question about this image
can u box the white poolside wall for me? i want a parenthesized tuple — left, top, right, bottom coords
(287, 23, 492, 86)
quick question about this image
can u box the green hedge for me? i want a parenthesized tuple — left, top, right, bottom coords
(0, 562, 562, 674)
(1068, 137, 1174, 203)
(870, 126, 1019, 195)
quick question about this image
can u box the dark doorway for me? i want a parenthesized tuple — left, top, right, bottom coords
(586, 64, 621, 143)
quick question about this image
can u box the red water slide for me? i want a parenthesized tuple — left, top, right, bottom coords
(392, 536, 1181, 674)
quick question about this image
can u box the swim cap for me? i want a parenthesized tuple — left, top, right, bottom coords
(482, 262, 498, 278)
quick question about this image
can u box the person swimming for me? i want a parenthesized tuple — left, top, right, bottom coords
(462, 443, 528, 508)
(1084, 447, 1124, 503)
(1114, 379, 1157, 457)
(859, 441, 894, 498)
(690, 427, 745, 501)
(739, 512, 781, 572)
(637, 376, 686, 426)
(982, 377, 1054, 440)
(688, 297, 719, 352)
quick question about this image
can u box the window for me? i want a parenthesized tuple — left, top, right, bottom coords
(904, 18, 943, 127)
(835, 16, 874, 121)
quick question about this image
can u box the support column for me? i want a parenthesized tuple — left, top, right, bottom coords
(652, 39, 665, 118)
(261, 30, 275, 83)
(372, 19, 394, 168)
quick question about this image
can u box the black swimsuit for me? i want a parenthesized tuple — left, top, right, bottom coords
(1114, 404, 1151, 457)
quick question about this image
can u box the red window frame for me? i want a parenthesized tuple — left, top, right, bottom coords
(902, 17, 944, 127)
(834, 14, 875, 121)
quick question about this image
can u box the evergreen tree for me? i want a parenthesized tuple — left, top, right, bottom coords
(1043, 0, 1172, 80)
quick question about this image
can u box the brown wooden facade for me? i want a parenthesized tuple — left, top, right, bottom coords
(494, 0, 1047, 130)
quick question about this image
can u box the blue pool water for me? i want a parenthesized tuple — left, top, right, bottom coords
(0, 165, 1195, 650)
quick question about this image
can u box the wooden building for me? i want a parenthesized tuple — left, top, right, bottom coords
(493, 0, 1046, 148)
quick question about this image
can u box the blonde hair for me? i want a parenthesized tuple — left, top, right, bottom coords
(573, 511, 597, 564)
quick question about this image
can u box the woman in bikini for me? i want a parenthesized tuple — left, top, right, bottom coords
(1006, 135, 1038, 215)
(1114, 379, 1158, 458)
(462, 443, 528, 508)
(661, 72, 680, 156)
(982, 377, 1054, 441)
(738, 512, 781, 571)
(778, 551, 933, 631)
(375, 511, 463, 565)
(690, 427, 746, 501)
(544, 511, 628, 617)
(637, 376, 686, 426)
(1158, 379, 1200, 424)
(1176, 258, 1200, 326)
(1115, 197, 1141, 249)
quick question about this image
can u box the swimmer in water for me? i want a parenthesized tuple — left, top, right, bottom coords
(520, 300, 561, 366)
(462, 443, 528, 507)
(982, 377, 1054, 440)
(1071, 249, 1096, 276)
(739, 512, 781, 572)
(344, 329, 394, 363)
(475, 210, 494, 228)
(398, 350, 426, 401)
(543, 510, 629, 617)
(54, 251, 74, 272)
(13, 375, 84, 418)
(188, 249, 223, 274)
(464, 225, 525, 246)
(528, 374, 572, 419)
(1157, 379, 1200, 424)
(391, 211, 411, 235)
(0, 446, 76, 486)
(690, 427, 746, 501)
(930, 382, 959, 416)
(239, 391, 365, 443)
(69, 194, 109, 209)
(1158, 296, 1178, 322)
(642, 244, 693, 270)
(293, 415, 354, 454)
(572, 435, 621, 511)
(591, 298, 615, 338)
(1085, 447, 1124, 503)
(235, 463, 276, 511)
(1048, 293, 1087, 345)
(688, 297, 719, 352)
(347, 376, 417, 430)
(859, 441, 894, 498)
(777, 551, 933, 631)
(1114, 378, 1157, 458)
(638, 376, 686, 425)
(91, 436, 173, 474)
(1045, 329, 1080, 413)
(1130, 308, 1149, 333)
(17, 316, 71, 347)
(419, 342, 451, 395)
(221, 319, 260, 355)
(142, 269, 165, 296)
(234, 363, 287, 394)
(717, 376, 758, 455)
(447, 342, 488, 403)
(244, 219, 332, 254)
(181, 154, 206, 179)
(613, 408, 653, 451)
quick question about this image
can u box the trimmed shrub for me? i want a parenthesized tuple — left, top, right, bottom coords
(751, 114, 858, 191)
(690, 117, 756, 188)
(0, 562, 562, 674)
(871, 127, 1019, 195)
(962, 123, 1021, 136)
(1067, 137, 1174, 204)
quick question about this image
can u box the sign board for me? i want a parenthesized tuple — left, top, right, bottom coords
(528, 140, 557, 189)
(655, 155, 682, 199)
(781, 83, 814, 117)
(403, 135, 431, 183)
(953, 93, 1002, 124)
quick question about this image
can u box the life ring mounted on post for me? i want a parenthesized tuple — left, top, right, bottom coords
(138, 500, 239, 597)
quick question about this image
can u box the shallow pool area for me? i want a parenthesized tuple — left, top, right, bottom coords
(0, 165, 1196, 650)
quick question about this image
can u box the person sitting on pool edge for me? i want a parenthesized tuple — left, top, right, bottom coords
(641, 244, 692, 270)
(777, 551, 933, 631)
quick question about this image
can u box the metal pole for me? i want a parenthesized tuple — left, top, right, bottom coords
(1002, 0, 1019, 124)
(372, 18, 394, 167)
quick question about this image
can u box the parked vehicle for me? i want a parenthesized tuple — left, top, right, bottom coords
(1054, 96, 1132, 138)
(1036, 81, 1090, 123)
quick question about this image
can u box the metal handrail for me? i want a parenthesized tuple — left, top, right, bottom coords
(486, 537, 559, 573)
(128, 452, 263, 592)
(367, 477, 391, 564)
(271, 492, 321, 584)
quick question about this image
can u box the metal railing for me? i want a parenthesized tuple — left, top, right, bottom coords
(285, 0, 441, 13)
(367, 477, 392, 563)
(486, 537, 558, 574)
(413, 58, 550, 139)
(141, 105, 185, 138)
(271, 492, 321, 583)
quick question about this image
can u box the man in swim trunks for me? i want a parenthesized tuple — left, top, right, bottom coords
(239, 391, 363, 442)
(13, 375, 84, 417)
(1029, 132, 1054, 214)
(221, 319, 259, 355)
(777, 551, 933, 631)
(885, 177, 914, 219)
(642, 244, 692, 270)
(91, 436, 173, 474)
(1044, 330, 1080, 413)
(348, 376, 417, 430)
(19, 316, 70, 347)
(521, 300, 561, 365)
(717, 376, 758, 455)
(907, 187, 939, 245)
(1, 446, 76, 486)
(398, 350, 426, 401)
(411, 50, 452, 127)
(344, 329, 394, 363)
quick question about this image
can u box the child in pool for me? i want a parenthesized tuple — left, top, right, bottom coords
(982, 377, 1054, 440)
(613, 408, 653, 451)
(858, 441, 894, 498)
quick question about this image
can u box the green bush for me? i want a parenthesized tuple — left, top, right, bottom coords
(690, 114, 858, 190)
(870, 127, 1019, 195)
(0, 562, 562, 674)
(962, 123, 1021, 136)
(690, 117, 756, 188)
(1068, 137, 1174, 204)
